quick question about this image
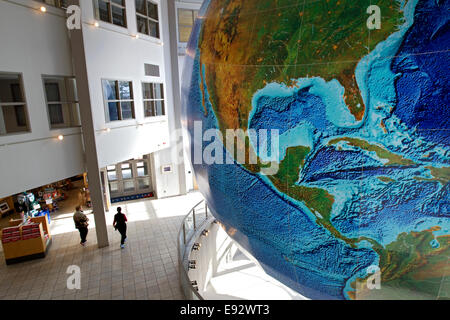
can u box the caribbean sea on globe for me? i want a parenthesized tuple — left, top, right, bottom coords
(181, 0, 449, 300)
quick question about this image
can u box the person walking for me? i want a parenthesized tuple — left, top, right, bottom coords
(73, 205, 89, 246)
(113, 207, 128, 249)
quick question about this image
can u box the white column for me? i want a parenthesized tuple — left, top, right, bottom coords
(68, 0, 109, 248)
(161, 0, 188, 196)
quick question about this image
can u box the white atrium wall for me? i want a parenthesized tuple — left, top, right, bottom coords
(79, 0, 190, 199)
(0, 0, 85, 199)
(152, 0, 187, 198)
(0, 0, 192, 200)
(79, 0, 171, 169)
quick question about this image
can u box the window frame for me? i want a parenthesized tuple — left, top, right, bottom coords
(177, 8, 198, 43)
(0, 72, 31, 136)
(135, 0, 160, 39)
(141, 82, 165, 118)
(42, 75, 81, 129)
(37, 0, 68, 9)
(94, 0, 128, 28)
(102, 79, 136, 122)
(106, 165, 118, 181)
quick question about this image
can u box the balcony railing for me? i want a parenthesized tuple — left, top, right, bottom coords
(177, 199, 211, 300)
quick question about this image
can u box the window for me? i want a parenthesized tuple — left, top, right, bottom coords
(38, 0, 68, 8)
(102, 80, 135, 122)
(43, 77, 80, 129)
(135, 0, 160, 38)
(178, 9, 198, 43)
(123, 180, 135, 192)
(0, 73, 30, 135)
(136, 161, 148, 177)
(137, 161, 150, 190)
(121, 163, 133, 179)
(107, 165, 117, 181)
(137, 177, 150, 190)
(109, 181, 119, 195)
(142, 83, 165, 117)
(94, 0, 127, 27)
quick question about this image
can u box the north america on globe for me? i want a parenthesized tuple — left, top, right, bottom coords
(182, 0, 449, 299)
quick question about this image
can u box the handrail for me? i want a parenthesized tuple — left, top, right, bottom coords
(177, 199, 210, 300)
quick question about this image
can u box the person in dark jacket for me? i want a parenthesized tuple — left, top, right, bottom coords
(73, 205, 89, 246)
(113, 207, 128, 249)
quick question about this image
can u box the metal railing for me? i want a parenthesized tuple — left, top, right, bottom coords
(177, 199, 211, 300)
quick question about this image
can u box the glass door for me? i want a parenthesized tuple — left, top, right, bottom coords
(106, 158, 154, 199)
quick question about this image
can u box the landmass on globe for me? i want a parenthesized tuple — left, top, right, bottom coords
(182, 0, 450, 299)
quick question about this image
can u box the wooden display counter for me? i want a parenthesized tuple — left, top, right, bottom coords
(1, 215, 52, 265)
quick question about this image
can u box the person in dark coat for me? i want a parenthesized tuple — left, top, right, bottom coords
(73, 205, 89, 246)
(113, 207, 128, 249)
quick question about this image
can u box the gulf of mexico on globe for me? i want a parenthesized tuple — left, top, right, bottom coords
(181, 0, 450, 300)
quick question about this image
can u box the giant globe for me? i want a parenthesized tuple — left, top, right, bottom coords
(181, 0, 449, 300)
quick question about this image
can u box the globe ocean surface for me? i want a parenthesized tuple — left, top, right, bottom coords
(181, 0, 449, 299)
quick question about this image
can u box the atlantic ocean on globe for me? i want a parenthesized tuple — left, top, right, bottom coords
(181, 0, 450, 299)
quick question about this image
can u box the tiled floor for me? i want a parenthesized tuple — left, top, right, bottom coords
(0, 191, 204, 300)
